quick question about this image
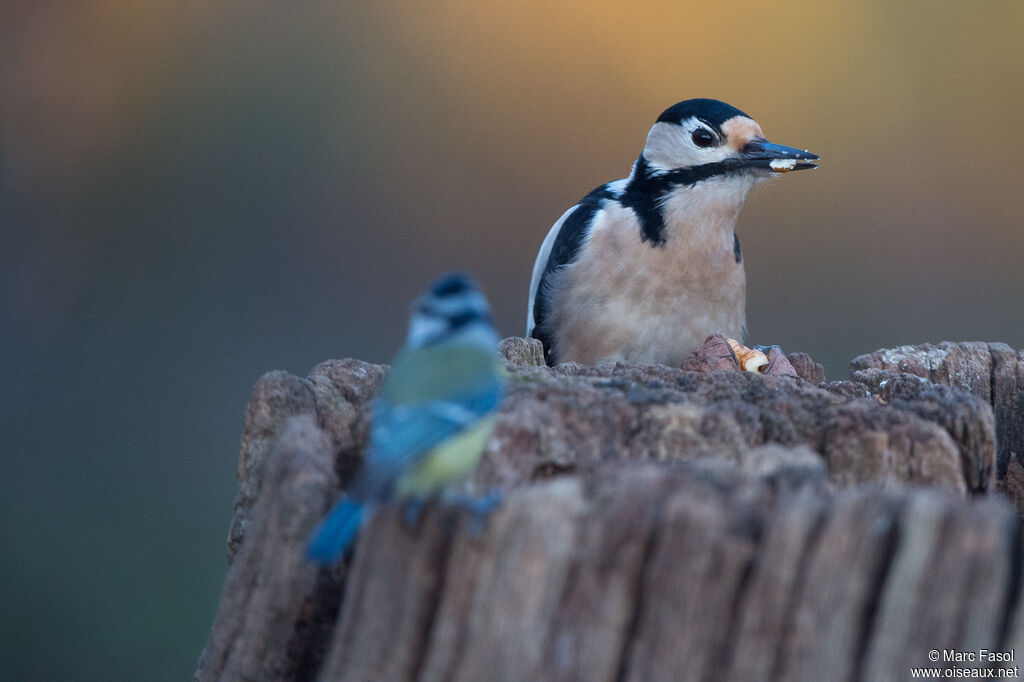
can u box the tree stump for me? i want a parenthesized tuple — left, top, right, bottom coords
(197, 340, 1024, 682)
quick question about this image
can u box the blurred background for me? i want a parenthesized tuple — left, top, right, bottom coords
(2, 1, 1023, 678)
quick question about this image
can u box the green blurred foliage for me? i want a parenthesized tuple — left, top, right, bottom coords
(2, 1, 1023, 678)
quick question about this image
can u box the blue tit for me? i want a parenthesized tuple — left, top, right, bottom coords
(307, 272, 506, 563)
(527, 98, 819, 366)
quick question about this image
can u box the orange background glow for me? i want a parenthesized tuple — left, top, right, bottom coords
(3, 2, 1023, 678)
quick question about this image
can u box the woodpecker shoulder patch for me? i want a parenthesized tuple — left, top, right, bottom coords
(620, 156, 668, 247)
(733, 232, 742, 263)
(623, 154, 759, 247)
(531, 183, 614, 353)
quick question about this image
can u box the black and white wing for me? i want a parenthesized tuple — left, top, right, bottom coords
(526, 183, 617, 361)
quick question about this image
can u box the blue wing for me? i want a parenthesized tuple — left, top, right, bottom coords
(306, 383, 501, 564)
(306, 499, 364, 563)
(350, 380, 503, 501)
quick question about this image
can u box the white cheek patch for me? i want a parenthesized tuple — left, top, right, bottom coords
(769, 158, 798, 172)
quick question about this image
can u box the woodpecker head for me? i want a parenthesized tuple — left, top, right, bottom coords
(641, 98, 818, 185)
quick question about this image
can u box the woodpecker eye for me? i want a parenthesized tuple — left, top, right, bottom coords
(691, 128, 715, 148)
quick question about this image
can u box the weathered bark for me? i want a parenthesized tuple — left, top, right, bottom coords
(228, 371, 318, 561)
(786, 351, 826, 384)
(850, 368, 996, 493)
(851, 341, 1024, 480)
(198, 340, 1024, 682)
(478, 358, 976, 494)
(226, 360, 387, 562)
(197, 415, 341, 681)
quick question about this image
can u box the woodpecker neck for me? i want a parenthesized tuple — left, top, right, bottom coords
(621, 154, 756, 248)
(660, 176, 754, 257)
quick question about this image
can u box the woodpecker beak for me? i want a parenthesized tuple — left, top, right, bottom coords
(741, 139, 819, 172)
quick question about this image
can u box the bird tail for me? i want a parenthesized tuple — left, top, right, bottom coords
(306, 499, 365, 564)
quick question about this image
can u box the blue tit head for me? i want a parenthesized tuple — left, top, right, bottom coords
(406, 272, 500, 350)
